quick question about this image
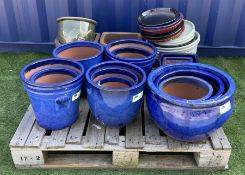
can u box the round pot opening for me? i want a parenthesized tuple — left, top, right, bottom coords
(35, 73, 75, 84)
(98, 77, 132, 89)
(58, 46, 100, 60)
(114, 49, 151, 58)
(161, 76, 212, 100)
(109, 43, 154, 54)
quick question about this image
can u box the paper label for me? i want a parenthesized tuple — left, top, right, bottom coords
(220, 101, 231, 114)
(132, 91, 143, 103)
(72, 90, 81, 101)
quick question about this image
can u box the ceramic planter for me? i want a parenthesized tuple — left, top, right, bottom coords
(57, 17, 97, 44)
(158, 75, 213, 101)
(158, 53, 198, 66)
(147, 63, 235, 142)
(106, 39, 157, 73)
(20, 58, 85, 130)
(100, 32, 142, 46)
(86, 61, 146, 127)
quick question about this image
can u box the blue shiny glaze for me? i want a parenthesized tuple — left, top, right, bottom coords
(20, 58, 85, 130)
(86, 61, 146, 127)
(154, 69, 225, 99)
(147, 63, 235, 142)
(106, 39, 157, 62)
(30, 67, 79, 85)
(53, 41, 104, 95)
(158, 75, 213, 101)
(111, 47, 152, 58)
(97, 76, 134, 88)
(91, 67, 139, 85)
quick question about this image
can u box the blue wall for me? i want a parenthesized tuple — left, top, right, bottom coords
(0, 0, 245, 55)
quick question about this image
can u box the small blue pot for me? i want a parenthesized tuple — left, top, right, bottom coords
(147, 63, 235, 142)
(157, 53, 198, 66)
(158, 75, 213, 102)
(53, 41, 104, 95)
(20, 58, 85, 130)
(91, 67, 139, 85)
(86, 61, 146, 127)
(154, 69, 225, 99)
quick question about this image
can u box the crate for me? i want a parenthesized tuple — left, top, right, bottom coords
(9, 98, 231, 170)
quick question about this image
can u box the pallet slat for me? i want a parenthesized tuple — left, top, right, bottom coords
(83, 114, 105, 148)
(25, 121, 46, 147)
(144, 100, 161, 145)
(46, 128, 69, 148)
(126, 111, 143, 149)
(10, 105, 35, 147)
(66, 98, 89, 144)
(105, 127, 119, 145)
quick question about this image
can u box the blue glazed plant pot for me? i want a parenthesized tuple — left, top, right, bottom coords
(53, 41, 104, 95)
(86, 61, 146, 127)
(105, 39, 157, 72)
(147, 63, 236, 142)
(158, 75, 213, 101)
(154, 69, 225, 99)
(20, 58, 85, 130)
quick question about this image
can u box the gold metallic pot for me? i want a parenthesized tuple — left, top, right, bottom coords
(57, 17, 97, 44)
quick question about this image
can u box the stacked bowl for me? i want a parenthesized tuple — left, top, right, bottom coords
(86, 61, 146, 127)
(20, 58, 85, 130)
(105, 39, 157, 73)
(138, 8, 184, 42)
(138, 8, 200, 54)
(147, 63, 236, 142)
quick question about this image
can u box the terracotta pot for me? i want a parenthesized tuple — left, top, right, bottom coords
(100, 32, 142, 46)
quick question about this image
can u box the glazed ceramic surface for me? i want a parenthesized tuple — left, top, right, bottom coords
(147, 63, 235, 142)
(159, 75, 213, 101)
(158, 53, 198, 66)
(106, 39, 157, 73)
(20, 58, 85, 130)
(86, 61, 146, 127)
(53, 41, 104, 95)
(57, 17, 97, 43)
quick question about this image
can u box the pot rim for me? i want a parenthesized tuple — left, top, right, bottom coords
(158, 75, 214, 102)
(86, 61, 146, 92)
(106, 39, 157, 61)
(57, 17, 97, 25)
(147, 63, 236, 107)
(20, 58, 85, 88)
(53, 41, 104, 62)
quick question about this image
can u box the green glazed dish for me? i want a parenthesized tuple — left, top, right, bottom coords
(57, 17, 97, 44)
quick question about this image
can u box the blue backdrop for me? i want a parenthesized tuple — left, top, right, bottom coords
(0, 0, 245, 55)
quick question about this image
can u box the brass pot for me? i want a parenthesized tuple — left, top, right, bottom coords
(57, 17, 97, 44)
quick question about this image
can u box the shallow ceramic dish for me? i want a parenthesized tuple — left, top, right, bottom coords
(138, 8, 180, 27)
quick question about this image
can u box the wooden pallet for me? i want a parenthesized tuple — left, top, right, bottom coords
(10, 98, 231, 170)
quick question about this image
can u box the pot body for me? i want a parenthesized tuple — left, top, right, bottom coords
(20, 58, 85, 130)
(147, 63, 235, 142)
(53, 41, 104, 95)
(86, 61, 146, 127)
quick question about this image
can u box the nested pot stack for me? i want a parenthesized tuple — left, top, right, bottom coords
(146, 63, 235, 142)
(105, 39, 157, 73)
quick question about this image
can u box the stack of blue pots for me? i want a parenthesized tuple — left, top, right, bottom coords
(20, 58, 85, 130)
(86, 61, 146, 127)
(105, 39, 157, 73)
(147, 63, 236, 142)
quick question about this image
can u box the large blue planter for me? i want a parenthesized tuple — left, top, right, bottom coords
(147, 63, 235, 142)
(20, 58, 85, 130)
(53, 41, 104, 95)
(86, 61, 146, 127)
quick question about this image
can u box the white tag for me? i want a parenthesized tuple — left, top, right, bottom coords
(72, 90, 81, 101)
(132, 91, 143, 103)
(220, 101, 231, 114)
